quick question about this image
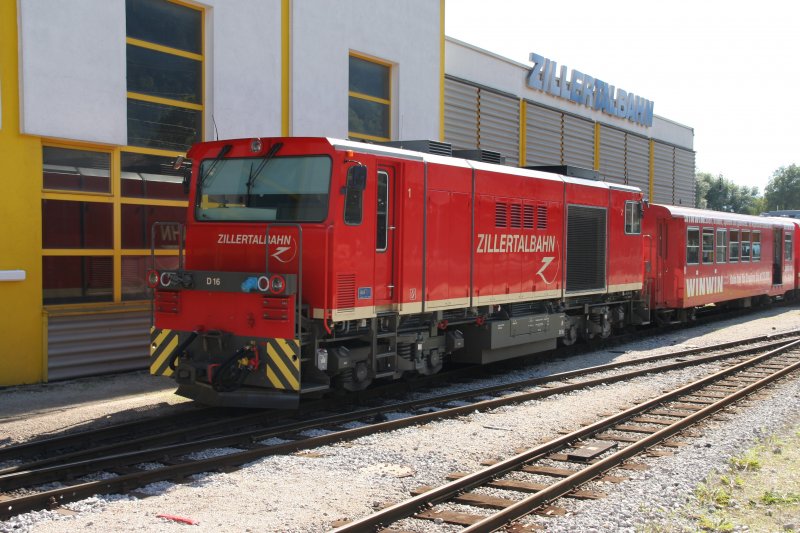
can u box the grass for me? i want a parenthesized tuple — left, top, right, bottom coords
(728, 449, 761, 471)
(639, 422, 800, 532)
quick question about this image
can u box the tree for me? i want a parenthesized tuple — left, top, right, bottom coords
(695, 172, 761, 214)
(764, 164, 800, 211)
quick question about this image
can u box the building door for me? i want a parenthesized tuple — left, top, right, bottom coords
(374, 166, 395, 305)
(773, 228, 783, 285)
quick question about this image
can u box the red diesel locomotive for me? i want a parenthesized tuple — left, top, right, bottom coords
(148, 136, 797, 408)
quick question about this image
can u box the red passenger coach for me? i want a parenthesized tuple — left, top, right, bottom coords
(148, 137, 650, 408)
(644, 204, 797, 322)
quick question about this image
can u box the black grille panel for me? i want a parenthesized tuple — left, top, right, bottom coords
(566, 205, 606, 293)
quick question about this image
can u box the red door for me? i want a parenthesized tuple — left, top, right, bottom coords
(655, 219, 668, 306)
(374, 165, 395, 305)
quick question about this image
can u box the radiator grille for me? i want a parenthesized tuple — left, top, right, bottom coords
(523, 205, 535, 229)
(537, 205, 548, 230)
(495, 202, 508, 228)
(566, 205, 607, 292)
(337, 274, 356, 311)
(510, 204, 522, 229)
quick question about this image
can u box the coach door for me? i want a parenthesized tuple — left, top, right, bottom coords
(374, 166, 396, 306)
(773, 228, 783, 285)
(654, 219, 668, 305)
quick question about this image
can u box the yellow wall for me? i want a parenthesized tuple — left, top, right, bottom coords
(0, 1, 45, 385)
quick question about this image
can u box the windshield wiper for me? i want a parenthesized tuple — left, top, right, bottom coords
(245, 142, 283, 200)
(199, 144, 233, 188)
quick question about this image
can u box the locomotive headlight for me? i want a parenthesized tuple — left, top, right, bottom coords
(251, 138, 262, 153)
(316, 348, 328, 371)
(269, 274, 285, 294)
(160, 271, 177, 287)
(146, 270, 160, 288)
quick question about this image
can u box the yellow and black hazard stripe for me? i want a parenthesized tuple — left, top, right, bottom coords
(265, 338, 301, 391)
(150, 327, 180, 377)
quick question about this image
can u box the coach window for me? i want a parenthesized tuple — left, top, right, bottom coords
(730, 229, 740, 262)
(701, 228, 714, 263)
(741, 230, 751, 262)
(716, 228, 727, 263)
(686, 228, 700, 264)
(752, 231, 761, 261)
(624, 201, 641, 234)
(348, 54, 391, 142)
(785, 234, 793, 261)
(376, 171, 389, 251)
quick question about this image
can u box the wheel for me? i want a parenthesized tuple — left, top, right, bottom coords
(560, 323, 578, 346)
(338, 362, 373, 392)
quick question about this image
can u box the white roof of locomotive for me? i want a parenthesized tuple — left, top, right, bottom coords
(329, 137, 642, 194)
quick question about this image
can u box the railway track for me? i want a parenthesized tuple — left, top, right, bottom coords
(1, 332, 798, 520)
(331, 338, 800, 532)
(3, 306, 786, 466)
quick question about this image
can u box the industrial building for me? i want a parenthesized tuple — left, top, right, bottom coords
(0, 0, 693, 385)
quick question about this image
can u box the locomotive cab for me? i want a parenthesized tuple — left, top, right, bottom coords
(149, 138, 351, 407)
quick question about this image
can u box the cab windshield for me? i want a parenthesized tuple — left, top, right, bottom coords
(195, 155, 331, 222)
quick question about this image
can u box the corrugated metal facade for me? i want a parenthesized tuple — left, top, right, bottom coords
(443, 78, 694, 209)
(444, 78, 479, 151)
(598, 125, 625, 183)
(47, 310, 150, 380)
(626, 134, 651, 195)
(525, 102, 562, 166)
(478, 90, 520, 166)
(562, 115, 594, 171)
(653, 142, 675, 204)
(674, 148, 696, 206)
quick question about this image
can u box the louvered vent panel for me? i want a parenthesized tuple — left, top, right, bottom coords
(537, 205, 548, 230)
(444, 78, 479, 151)
(566, 205, 607, 293)
(653, 142, 675, 204)
(523, 205, 535, 229)
(525, 102, 562, 166)
(626, 134, 650, 195)
(510, 204, 522, 228)
(674, 148, 696, 207)
(598, 125, 626, 184)
(478, 90, 520, 166)
(495, 202, 508, 228)
(563, 115, 595, 170)
(337, 274, 356, 311)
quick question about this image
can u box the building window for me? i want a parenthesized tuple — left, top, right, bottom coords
(702, 227, 714, 264)
(43, 147, 111, 193)
(42, 0, 201, 307)
(716, 228, 727, 263)
(348, 54, 391, 142)
(624, 201, 641, 234)
(686, 227, 700, 264)
(126, 0, 203, 151)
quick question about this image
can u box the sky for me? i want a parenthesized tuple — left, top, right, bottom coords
(446, 0, 799, 192)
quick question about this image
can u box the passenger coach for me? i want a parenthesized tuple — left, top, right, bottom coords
(644, 204, 798, 322)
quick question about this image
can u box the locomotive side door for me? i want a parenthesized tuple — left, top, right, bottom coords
(374, 165, 396, 305)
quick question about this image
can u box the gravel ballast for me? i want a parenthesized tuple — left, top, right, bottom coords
(1, 307, 800, 532)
